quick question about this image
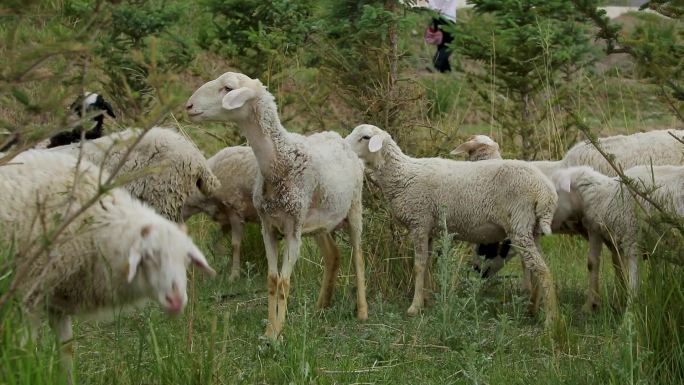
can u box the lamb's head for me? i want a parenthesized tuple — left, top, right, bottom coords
(186, 72, 267, 122)
(67, 92, 116, 132)
(346, 124, 393, 170)
(550, 166, 591, 228)
(450, 135, 502, 161)
(126, 220, 216, 314)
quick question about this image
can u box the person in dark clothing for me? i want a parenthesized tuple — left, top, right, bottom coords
(431, 16, 454, 73)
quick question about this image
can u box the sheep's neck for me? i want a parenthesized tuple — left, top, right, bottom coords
(237, 97, 291, 179)
(374, 142, 413, 197)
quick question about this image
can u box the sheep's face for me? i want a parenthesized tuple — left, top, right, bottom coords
(346, 124, 391, 170)
(127, 222, 216, 314)
(186, 72, 265, 122)
(450, 135, 500, 161)
(551, 167, 586, 228)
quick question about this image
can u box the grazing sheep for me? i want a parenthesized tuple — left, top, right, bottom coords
(551, 166, 645, 310)
(347, 124, 560, 326)
(182, 145, 259, 281)
(624, 165, 684, 216)
(562, 129, 684, 176)
(554, 164, 684, 310)
(51, 127, 219, 222)
(451, 134, 563, 179)
(451, 135, 561, 286)
(186, 72, 368, 338)
(452, 131, 684, 295)
(0, 150, 215, 382)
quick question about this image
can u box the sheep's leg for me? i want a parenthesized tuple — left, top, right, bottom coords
(348, 197, 368, 320)
(423, 238, 435, 304)
(261, 223, 280, 339)
(609, 247, 628, 309)
(512, 234, 559, 327)
(408, 230, 430, 316)
(228, 214, 244, 282)
(274, 229, 302, 335)
(50, 315, 74, 384)
(315, 232, 340, 309)
(520, 257, 532, 292)
(583, 232, 603, 312)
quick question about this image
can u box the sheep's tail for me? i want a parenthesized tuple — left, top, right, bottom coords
(197, 167, 220, 196)
(535, 189, 556, 236)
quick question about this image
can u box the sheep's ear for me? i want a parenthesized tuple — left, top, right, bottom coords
(368, 134, 384, 153)
(127, 250, 143, 283)
(450, 142, 474, 156)
(127, 225, 153, 282)
(222, 87, 256, 110)
(102, 99, 116, 118)
(189, 248, 216, 277)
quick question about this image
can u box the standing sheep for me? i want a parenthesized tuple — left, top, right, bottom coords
(347, 124, 560, 326)
(51, 127, 219, 222)
(182, 145, 259, 281)
(186, 72, 368, 338)
(0, 150, 216, 382)
(561, 129, 684, 176)
(553, 164, 684, 310)
(452, 131, 684, 298)
(551, 166, 643, 310)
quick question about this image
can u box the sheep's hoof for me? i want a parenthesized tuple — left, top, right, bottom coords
(406, 305, 421, 317)
(263, 325, 279, 340)
(228, 272, 240, 283)
(357, 307, 368, 321)
(316, 297, 332, 309)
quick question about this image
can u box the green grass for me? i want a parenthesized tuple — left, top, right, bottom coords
(2, 219, 662, 385)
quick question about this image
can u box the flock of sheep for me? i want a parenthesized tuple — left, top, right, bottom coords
(2, 71, 683, 381)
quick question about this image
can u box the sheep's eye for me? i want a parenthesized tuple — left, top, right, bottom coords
(222, 86, 233, 93)
(361, 135, 371, 141)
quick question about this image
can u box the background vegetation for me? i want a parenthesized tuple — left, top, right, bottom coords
(0, 0, 682, 384)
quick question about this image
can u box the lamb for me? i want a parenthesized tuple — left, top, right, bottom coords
(453, 130, 684, 178)
(561, 129, 684, 176)
(347, 124, 560, 326)
(0, 150, 216, 382)
(551, 166, 644, 310)
(51, 126, 220, 222)
(182, 145, 259, 281)
(186, 72, 368, 338)
(450, 134, 563, 179)
(452, 130, 684, 287)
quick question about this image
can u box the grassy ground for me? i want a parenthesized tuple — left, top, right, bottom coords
(4, 219, 645, 385)
(1, 4, 681, 385)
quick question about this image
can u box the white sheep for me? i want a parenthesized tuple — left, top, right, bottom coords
(554, 164, 684, 310)
(182, 145, 259, 281)
(51, 126, 220, 222)
(451, 134, 563, 179)
(0, 150, 216, 382)
(347, 124, 560, 326)
(562, 129, 684, 176)
(452, 131, 684, 297)
(551, 166, 646, 310)
(186, 72, 368, 338)
(451, 129, 684, 179)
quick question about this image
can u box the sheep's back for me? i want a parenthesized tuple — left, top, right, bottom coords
(387, 158, 554, 241)
(563, 129, 684, 176)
